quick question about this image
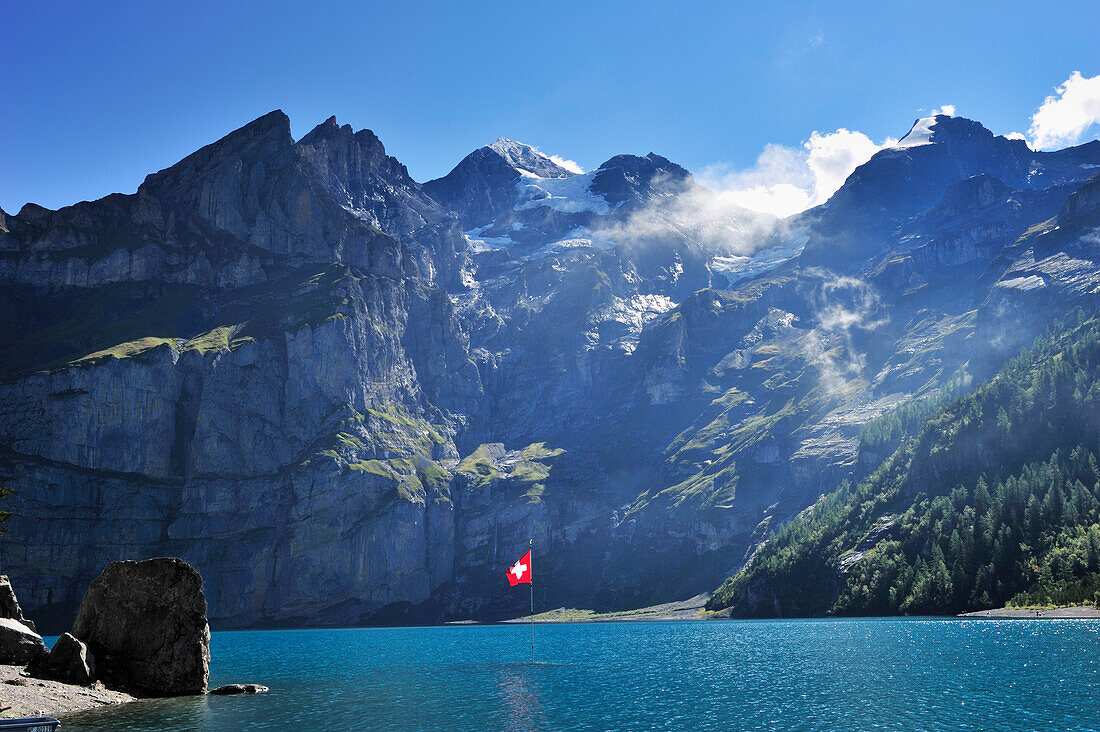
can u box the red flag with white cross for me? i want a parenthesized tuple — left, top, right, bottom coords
(507, 550, 532, 586)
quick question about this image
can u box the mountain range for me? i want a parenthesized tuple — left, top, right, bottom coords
(3, 110, 1100, 630)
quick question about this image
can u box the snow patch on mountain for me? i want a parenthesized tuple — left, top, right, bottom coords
(530, 230, 618, 258)
(590, 293, 678, 354)
(894, 116, 943, 149)
(997, 274, 1046, 291)
(709, 227, 809, 287)
(489, 138, 574, 178)
(514, 173, 613, 215)
(464, 224, 517, 252)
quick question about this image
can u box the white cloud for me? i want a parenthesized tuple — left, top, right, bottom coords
(1028, 71, 1100, 150)
(932, 104, 956, 117)
(701, 129, 891, 218)
(805, 129, 883, 203)
(716, 182, 814, 219)
(548, 154, 584, 174)
(1004, 132, 1028, 141)
(593, 170, 781, 257)
(802, 271, 889, 395)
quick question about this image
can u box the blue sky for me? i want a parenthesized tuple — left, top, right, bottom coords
(3, 0, 1099, 215)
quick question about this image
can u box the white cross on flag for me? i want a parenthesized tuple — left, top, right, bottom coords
(507, 550, 532, 586)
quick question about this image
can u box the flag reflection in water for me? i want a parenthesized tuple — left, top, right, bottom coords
(495, 665, 546, 731)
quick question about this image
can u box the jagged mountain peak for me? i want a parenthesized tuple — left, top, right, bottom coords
(15, 202, 52, 220)
(7, 109, 461, 285)
(892, 114, 995, 150)
(185, 109, 292, 156)
(142, 111, 413, 203)
(590, 152, 693, 207)
(295, 114, 412, 187)
(233, 109, 293, 140)
(421, 138, 576, 226)
(481, 137, 575, 178)
(298, 115, 386, 153)
(799, 112, 1100, 270)
(298, 114, 352, 143)
(139, 110, 295, 198)
(594, 152, 690, 179)
(821, 113, 1100, 220)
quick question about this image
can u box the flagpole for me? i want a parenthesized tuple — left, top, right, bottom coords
(529, 537, 534, 664)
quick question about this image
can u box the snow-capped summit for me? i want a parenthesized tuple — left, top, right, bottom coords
(423, 138, 581, 224)
(891, 114, 1016, 152)
(893, 114, 946, 149)
(487, 138, 577, 179)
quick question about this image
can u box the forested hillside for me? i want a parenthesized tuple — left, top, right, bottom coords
(709, 314, 1100, 616)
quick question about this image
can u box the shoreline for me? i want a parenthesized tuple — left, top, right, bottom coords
(469, 594, 716, 625)
(958, 605, 1100, 619)
(0, 664, 134, 719)
(460, 597, 1100, 626)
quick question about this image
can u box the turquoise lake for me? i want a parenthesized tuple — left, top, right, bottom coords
(53, 618, 1100, 731)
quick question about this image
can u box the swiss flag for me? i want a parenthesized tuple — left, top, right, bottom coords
(507, 550, 532, 586)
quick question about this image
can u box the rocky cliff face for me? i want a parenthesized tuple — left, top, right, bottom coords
(0, 112, 481, 629)
(3, 111, 1100, 630)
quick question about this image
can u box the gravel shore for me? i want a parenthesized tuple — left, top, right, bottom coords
(494, 593, 712, 624)
(0, 664, 134, 719)
(958, 605, 1100, 619)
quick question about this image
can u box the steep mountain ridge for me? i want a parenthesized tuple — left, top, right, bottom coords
(799, 114, 1100, 269)
(3, 111, 1100, 630)
(0, 112, 484, 629)
(0, 111, 430, 291)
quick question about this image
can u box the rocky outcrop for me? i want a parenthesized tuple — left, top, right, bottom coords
(975, 173, 1100, 355)
(210, 683, 269, 695)
(27, 632, 96, 685)
(0, 617, 46, 664)
(589, 153, 692, 209)
(1058, 173, 1100, 222)
(0, 575, 35, 632)
(71, 558, 209, 696)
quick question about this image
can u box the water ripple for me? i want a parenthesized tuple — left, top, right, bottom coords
(61, 618, 1100, 731)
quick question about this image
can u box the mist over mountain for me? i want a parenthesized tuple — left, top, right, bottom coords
(3, 110, 1100, 630)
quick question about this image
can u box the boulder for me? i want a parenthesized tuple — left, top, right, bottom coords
(27, 632, 96, 685)
(209, 683, 269, 695)
(71, 558, 210, 696)
(0, 617, 46, 664)
(0, 575, 36, 632)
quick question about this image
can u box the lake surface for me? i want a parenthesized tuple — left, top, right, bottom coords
(57, 618, 1100, 731)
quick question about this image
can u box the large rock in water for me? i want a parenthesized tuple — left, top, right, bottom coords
(0, 575, 36, 632)
(71, 558, 210, 696)
(210, 683, 269, 695)
(0, 617, 46, 664)
(27, 632, 96, 685)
